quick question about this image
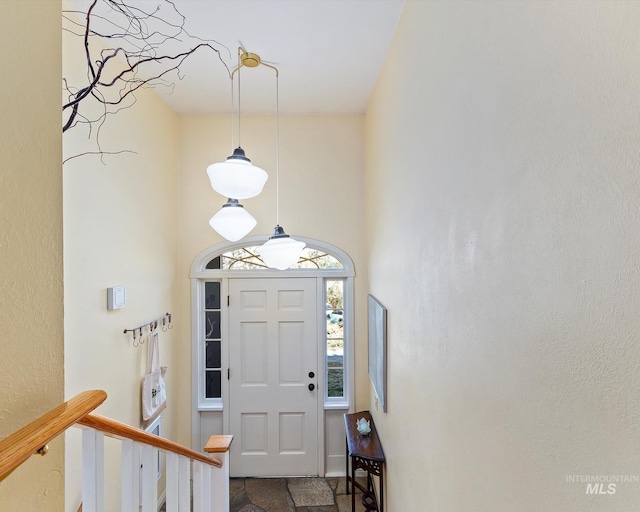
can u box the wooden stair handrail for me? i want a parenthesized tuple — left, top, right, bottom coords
(78, 413, 222, 468)
(0, 390, 107, 482)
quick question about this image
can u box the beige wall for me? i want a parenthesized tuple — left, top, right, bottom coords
(0, 1, 64, 510)
(62, 21, 179, 511)
(176, 114, 367, 444)
(365, 1, 640, 510)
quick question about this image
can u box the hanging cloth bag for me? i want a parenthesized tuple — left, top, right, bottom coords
(141, 332, 167, 422)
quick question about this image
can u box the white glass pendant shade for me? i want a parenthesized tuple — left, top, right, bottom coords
(206, 147, 268, 200)
(209, 199, 257, 242)
(256, 225, 306, 270)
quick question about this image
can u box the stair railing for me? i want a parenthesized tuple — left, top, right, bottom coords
(0, 390, 232, 512)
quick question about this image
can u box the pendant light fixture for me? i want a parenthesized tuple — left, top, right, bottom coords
(208, 49, 266, 242)
(206, 49, 268, 200)
(257, 224, 306, 270)
(209, 198, 257, 242)
(256, 69, 306, 270)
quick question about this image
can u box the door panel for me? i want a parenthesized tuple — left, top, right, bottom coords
(241, 413, 268, 453)
(229, 278, 318, 477)
(240, 323, 267, 385)
(279, 322, 304, 384)
(279, 412, 305, 452)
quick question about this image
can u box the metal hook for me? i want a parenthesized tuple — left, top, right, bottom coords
(125, 312, 172, 347)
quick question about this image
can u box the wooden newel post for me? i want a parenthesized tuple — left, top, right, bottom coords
(204, 435, 234, 512)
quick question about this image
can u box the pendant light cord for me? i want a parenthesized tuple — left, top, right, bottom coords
(276, 72, 280, 226)
(230, 74, 234, 153)
(237, 50, 242, 148)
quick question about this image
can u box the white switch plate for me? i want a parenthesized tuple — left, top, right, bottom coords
(107, 286, 126, 310)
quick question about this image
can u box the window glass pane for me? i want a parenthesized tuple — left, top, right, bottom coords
(292, 249, 342, 269)
(205, 311, 221, 339)
(328, 352, 343, 367)
(205, 256, 221, 269)
(326, 280, 343, 310)
(205, 282, 221, 309)
(327, 369, 343, 398)
(326, 280, 344, 399)
(205, 371, 221, 398)
(206, 341, 221, 368)
(328, 349, 344, 397)
(222, 248, 267, 269)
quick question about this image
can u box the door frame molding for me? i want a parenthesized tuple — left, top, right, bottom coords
(189, 236, 355, 476)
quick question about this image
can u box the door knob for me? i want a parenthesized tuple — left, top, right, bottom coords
(308, 383, 315, 391)
(308, 371, 315, 378)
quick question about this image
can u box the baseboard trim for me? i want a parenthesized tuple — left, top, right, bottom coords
(324, 469, 368, 478)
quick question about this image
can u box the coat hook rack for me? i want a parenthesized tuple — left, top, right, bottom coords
(124, 312, 172, 347)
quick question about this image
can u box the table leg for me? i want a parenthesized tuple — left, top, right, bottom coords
(380, 470, 384, 512)
(351, 463, 356, 512)
(345, 438, 349, 496)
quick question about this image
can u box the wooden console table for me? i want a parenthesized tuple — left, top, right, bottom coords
(344, 411, 385, 512)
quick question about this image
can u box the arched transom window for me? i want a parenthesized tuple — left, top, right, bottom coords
(205, 247, 344, 270)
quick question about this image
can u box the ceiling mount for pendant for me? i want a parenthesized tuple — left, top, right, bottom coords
(240, 51, 261, 68)
(232, 48, 279, 79)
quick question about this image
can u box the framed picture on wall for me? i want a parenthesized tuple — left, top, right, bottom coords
(368, 294, 387, 412)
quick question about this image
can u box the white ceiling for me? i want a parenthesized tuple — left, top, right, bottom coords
(65, 0, 405, 114)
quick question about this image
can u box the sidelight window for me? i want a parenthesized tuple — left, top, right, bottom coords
(326, 280, 344, 399)
(203, 281, 222, 399)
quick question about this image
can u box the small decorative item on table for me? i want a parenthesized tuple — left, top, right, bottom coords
(356, 417, 371, 435)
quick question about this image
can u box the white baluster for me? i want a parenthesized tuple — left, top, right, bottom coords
(211, 450, 230, 512)
(132, 442, 141, 511)
(203, 464, 212, 512)
(152, 447, 158, 508)
(178, 456, 190, 512)
(141, 444, 155, 512)
(82, 428, 105, 512)
(192, 460, 205, 512)
(165, 452, 178, 512)
(120, 439, 134, 511)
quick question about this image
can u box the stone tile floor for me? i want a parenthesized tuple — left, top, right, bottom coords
(230, 476, 369, 512)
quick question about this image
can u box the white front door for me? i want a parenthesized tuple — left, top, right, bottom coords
(228, 278, 318, 477)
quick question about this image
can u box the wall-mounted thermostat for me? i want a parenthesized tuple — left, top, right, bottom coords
(107, 286, 126, 310)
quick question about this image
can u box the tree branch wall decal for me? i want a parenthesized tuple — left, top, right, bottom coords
(63, 0, 229, 158)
